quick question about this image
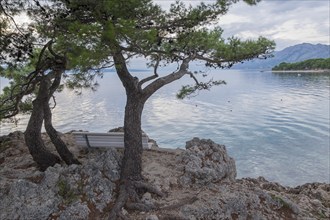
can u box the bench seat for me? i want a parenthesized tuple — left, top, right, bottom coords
(73, 132, 150, 149)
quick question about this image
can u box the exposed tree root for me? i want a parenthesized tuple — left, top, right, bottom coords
(108, 180, 164, 220)
(108, 178, 200, 219)
(126, 202, 156, 212)
(133, 180, 165, 197)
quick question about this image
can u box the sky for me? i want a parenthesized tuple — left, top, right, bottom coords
(154, 0, 330, 51)
(14, 0, 329, 51)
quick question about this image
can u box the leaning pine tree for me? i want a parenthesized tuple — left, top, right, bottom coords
(36, 0, 275, 218)
(0, 1, 80, 170)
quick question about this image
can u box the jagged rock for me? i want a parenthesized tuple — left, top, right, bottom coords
(58, 202, 90, 220)
(0, 133, 329, 220)
(0, 148, 121, 220)
(108, 127, 125, 132)
(179, 179, 302, 220)
(177, 137, 237, 186)
(148, 138, 159, 148)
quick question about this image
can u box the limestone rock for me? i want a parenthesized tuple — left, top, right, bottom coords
(0, 132, 329, 220)
(0, 147, 121, 220)
(109, 126, 159, 148)
(108, 127, 125, 132)
(177, 137, 237, 186)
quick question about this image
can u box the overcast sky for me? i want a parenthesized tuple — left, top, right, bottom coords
(15, 0, 329, 51)
(155, 0, 330, 50)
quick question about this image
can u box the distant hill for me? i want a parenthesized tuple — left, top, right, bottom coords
(233, 43, 330, 70)
(272, 58, 330, 71)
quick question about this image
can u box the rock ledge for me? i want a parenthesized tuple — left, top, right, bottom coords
(0, 132, 329, 220)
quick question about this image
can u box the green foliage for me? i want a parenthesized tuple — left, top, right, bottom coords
(270, 194, 291, 210)
(0, 0, 35, 65)
(272, 58, 330, 70)
(0, 62, 36, 120)
(49, 0, 274, 69)
(1, 0, 275, 119)
(177, 79, 227, 99)
(57, 178, 79, 205)
(0, 47, 64, 121)
(65, 71, 101, 94)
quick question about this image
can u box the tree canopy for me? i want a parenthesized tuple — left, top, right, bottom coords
(1, 0, 275, 218)
(1, 0, 80, 169)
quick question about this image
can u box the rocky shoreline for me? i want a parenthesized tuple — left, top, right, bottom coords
(0, 131, 329, 219)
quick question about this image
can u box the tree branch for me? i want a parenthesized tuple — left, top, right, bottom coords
(113, 49, 136, 90)
(49, 72, 62, 96)
(0, 3, 25, 36)
(50, 95, 56, 109)
(188, 71, 199, 85)
(138, 56, 160, 89)
(142, 58, 190, 99)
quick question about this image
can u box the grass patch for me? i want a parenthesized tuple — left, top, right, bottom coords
(271, 194, 291, 209)
(57, 179, 79, 205)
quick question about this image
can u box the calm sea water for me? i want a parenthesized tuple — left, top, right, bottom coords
(1, 69, 329, 186)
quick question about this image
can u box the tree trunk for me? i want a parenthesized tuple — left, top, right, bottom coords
(120, 93, 145, 181)
(24, 77, 61, 171)
(43, 101, 80, 165)
(43, 72, 80, 165)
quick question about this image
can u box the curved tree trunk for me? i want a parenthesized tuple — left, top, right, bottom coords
(43, 72, 80, 165)
(43, 101, 81, 165)
(24, 77, 61, 171)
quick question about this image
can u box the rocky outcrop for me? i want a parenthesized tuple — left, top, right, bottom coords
(0, 132, 121, 220)
(109, 126, 159, 148)
(177, 137, 236, 186)
(0, 132, 329, 220)
(0, 149, 121, 219)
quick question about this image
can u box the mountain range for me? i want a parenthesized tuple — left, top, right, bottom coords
(233, 43, 330, 70)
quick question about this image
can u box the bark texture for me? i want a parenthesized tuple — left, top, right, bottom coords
(121, 94, 145, 181)
(24, 77, 61, 171)
(43, 101, 80, 165)
(25, 69, 79, 170)
(109, 51, 190, 219)
(44, 72, 80, 165)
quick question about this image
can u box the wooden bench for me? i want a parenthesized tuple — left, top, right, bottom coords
(73, 132, 151, 149)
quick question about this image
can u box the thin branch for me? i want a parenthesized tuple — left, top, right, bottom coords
(0, 3, 26, 37)
(188, 71, 199, 85)
(49, 72, 62, 96)
(87, 62, 115, 72)
(50, 95, 56, 109)
(138, 56, 160, 89)
(194, 54, 224, 64)
(35, 40, 53, 71)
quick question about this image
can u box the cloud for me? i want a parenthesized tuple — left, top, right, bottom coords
(154, 0, 329, 50)
(217, 0, 330, 50)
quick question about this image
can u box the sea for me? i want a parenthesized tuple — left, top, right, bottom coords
(1, 69, 329, 186)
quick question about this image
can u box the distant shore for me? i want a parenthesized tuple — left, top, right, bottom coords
(271, 69, 330, 73)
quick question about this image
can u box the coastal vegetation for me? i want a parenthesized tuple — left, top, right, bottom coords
(272, 58, 330, 71)
(1, 0, 275, 218)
